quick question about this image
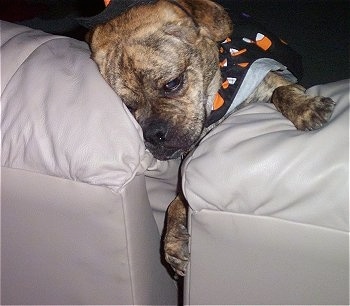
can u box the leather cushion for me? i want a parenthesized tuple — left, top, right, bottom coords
(182, 79, 349, 231)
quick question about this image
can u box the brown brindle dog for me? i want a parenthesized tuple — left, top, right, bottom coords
(88, 0, 335, 276)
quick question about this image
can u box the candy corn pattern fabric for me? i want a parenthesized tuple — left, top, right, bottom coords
(205, 13, 302, 127)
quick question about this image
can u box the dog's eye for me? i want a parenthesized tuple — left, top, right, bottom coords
(163, 74, 184, 93)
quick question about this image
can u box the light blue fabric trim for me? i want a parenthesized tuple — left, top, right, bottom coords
(227, 58, 298, 114)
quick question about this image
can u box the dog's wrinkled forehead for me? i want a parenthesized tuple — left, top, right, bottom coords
(112, 30, 200, 104)
(122, 36, 191, 74)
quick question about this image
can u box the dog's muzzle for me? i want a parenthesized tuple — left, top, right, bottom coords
(142, 118, 196, 160)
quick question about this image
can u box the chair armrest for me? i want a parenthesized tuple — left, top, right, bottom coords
(182, 79, 349, 231)
(1, 21, 149, 192)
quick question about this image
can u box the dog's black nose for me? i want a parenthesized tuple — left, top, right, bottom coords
(143, 120, 169, 146)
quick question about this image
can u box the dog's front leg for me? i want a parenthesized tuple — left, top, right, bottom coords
(164, 194, 190, 277)
(271, 83, 336, 131)
(248, 72, 335, 130)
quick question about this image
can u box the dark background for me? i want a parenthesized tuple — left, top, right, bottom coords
(220, 0, 349, 87)
(1, 0, 349, 87)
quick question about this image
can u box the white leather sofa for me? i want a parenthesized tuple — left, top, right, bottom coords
(1, 21, 179, 305)
(2, 21, 349, 305)
(181, 80, 349, 304)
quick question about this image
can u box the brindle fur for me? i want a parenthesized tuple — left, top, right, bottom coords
(88, 0, 335, 276)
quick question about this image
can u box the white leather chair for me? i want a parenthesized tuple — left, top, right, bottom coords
(181, 79, 349, 305)
(1, 21, 178, 305)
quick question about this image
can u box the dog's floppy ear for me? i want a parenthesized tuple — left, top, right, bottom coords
(86, 22, 118, 68)
(176, 0, 233, 41)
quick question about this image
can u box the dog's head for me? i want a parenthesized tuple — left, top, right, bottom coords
(88, 0, 232, 160)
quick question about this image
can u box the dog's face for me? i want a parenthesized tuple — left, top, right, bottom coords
(89, 0, 232, 160)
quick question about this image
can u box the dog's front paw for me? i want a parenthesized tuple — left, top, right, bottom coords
(272, 85, 336, 131)
(294, 96, 336, 130)
(164, 224, 190, 277)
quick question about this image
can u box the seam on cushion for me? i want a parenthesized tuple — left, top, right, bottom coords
(114, 105, 148, 192)
(190, 207, 350, 233)
(2, 36, 70, 94)
(0, 27, 33, 46)
(120, 187, 135, 304)
(104, 154, 145, 194)
(191, 208, 348, 232)
(121, 158, 148, 190)
(109, 143, 148, 193)
(1, 153, 143, 195)
(185, 178, 349, 232)
(181, 153, 211, 212)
